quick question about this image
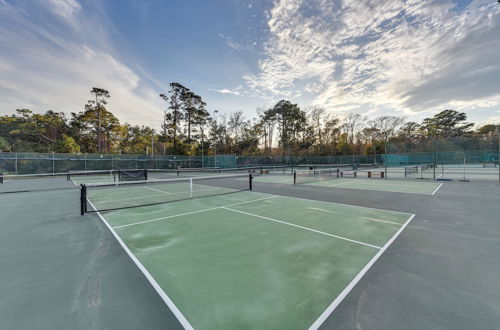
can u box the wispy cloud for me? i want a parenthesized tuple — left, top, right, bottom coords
(0, 1, 162, 127)
(47, 0, 81, 19)
(209, 86, 243, 96)
(219, 33, 245, 51)
(244, 0, 500, 118)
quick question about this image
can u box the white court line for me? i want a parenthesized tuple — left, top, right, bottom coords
(268, 194, 414, 216)
(308, 213, 416, 330)
(144, 186, 171, 194)
(307, 207, 401, 226)
(360, 217, 402, 226)
(223, 207, 382, 250)
(431, 183, 443, 195)
(113, 196, 277, 229)
(327, 180, 358, 187)
(307, 207, 336, 214)
(86, 200, 194, 330)
(316, 183, 436, 196)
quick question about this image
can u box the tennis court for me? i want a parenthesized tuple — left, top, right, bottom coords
(301, 178, 442, 195)
(251, 173, 443, 195)
(3, 166, 500, 329)
(88, 187, 413, 329)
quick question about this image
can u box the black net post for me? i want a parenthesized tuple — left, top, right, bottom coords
(143, 168, 148, 181)
(249, 173, 253, 191)
(0, 172, 3, 184)
(80, 184, 87, 215)
(293, 171, 297, 184)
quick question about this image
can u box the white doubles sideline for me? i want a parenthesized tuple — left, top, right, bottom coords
(308, 213, 416, 330)
(87, 199, 195, 330)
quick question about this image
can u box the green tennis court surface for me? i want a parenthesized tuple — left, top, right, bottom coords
(303, 178, 442, 195)
(94, 191, 413, 329)
(251, 175, 442, 195)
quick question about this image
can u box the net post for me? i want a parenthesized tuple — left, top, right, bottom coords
(0, 172, 3, 184)
(249, 173, 253, 190)
(144, 169, 148, 181)
(80, 184, 87, 215)
(293, 171, 297, 184)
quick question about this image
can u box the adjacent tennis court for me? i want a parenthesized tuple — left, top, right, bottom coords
(90, 189, 414, 329)
(300, 178, 442, 195)
(250, 173, 443, 195)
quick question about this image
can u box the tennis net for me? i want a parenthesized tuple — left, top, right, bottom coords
(81, 173, 253, 214)
(0, 172, 76, 193)
(294, 169, 339, 184)
(68, 170, 117, 182)
(148, 166, 289, 180)
(421, 163, 433, 171)
(118, 169, 147, 181)
(356, 163, 378, 170)
(404, 165, 419, 177)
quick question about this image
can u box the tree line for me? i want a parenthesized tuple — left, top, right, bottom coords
(0, 83, 498, 155)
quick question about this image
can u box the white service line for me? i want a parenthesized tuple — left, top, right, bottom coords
(308, 213, 416, 330)
(86, 200, 194, 330)
(431, 183, 443, 195)
(144, 186, 171, 194)
(270, 194, 414, 215)
(113, 196, 277, 229)
(222, 207, 382, 250)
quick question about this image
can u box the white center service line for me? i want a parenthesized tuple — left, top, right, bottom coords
(113, 196, 277, 229)
(306, 207, 336, 214)
(222, 207, 381, 250)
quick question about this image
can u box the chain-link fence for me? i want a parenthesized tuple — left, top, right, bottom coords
(384, 135, 499, 181)
(0, 153, 238, 174)
(2, 135, 498, 181)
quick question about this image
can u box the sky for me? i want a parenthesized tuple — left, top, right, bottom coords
(0, 0, 499, 130)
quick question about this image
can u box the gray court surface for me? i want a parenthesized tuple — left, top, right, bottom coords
(0, 176, 499, 329)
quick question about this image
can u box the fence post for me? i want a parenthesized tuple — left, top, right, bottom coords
(432, 139, 436, 181)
